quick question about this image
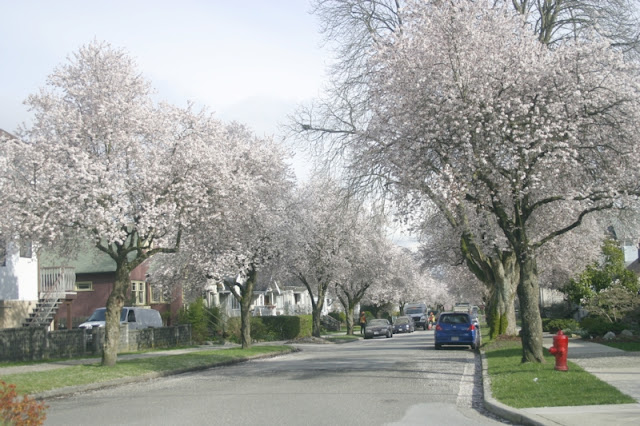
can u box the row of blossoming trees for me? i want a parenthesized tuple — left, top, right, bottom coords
(295, 0, 640, 363)
(0, 40, 452, 366)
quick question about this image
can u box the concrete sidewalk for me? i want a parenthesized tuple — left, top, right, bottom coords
(482, 335, 640, 425)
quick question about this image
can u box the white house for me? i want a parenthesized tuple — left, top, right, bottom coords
(205, 275, 328, 319)
(0, 240, 39, 328)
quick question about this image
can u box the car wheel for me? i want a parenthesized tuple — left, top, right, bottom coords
(435, 343, 441, 350)
(424, 325, 427, 331)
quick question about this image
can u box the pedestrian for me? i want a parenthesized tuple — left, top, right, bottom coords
(428, 311, 436, 329)
(359, 311, 367, 335)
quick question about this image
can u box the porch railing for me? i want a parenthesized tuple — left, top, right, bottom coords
(39, 266, 76, 298)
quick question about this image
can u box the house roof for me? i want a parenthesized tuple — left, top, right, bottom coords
(627, 259, 640, 275)
(40, 240, 119, 273)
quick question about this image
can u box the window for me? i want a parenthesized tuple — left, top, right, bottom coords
(150, 286, 165, 303)
(294, 293, 301, 304)
(131, 281, 146, 305)
(231, 295, 240, 310)
(20, 241, 32, 258)
(75, 281, 93, 291)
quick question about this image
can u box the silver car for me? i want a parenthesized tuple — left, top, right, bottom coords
(364, 318, 393, 339)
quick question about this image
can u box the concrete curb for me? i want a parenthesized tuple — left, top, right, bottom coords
(32, 347, 299, 401)
(481, 351, 549, 426)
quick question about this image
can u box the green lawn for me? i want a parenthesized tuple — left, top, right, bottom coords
(485, 339, 635, 408)
(2, 345, 294, 395)
(597, 341, 640, 351)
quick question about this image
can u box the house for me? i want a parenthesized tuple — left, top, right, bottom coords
(205, 274, 329, 318)
(0, 239, 41, 328)
(0, 238, 181, 330)
(39, 240, 182, 328)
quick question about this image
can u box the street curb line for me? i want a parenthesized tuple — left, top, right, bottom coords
(481, 351, 549, 426)
(31, 347, 299, 401)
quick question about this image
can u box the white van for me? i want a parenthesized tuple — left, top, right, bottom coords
(78, 307, 163, 330)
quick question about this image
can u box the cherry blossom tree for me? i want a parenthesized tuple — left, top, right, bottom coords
(152, 126, 294, 348)
(299, 0, 640, 361)
(285, 177, 362, 337)
(332, 213, 393, 334)
(0, 41, 254, 366)
(354, 1, 640, 362)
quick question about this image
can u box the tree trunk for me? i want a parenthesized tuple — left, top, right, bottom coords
(345, 302, 355, 335)
(240, 268, 257, 349)
(311, 284, 327, 337)
(102, 264, 130, 367)
(312, 304, 323, 337)
(486, 254, 518, 339)
(517, 255, 545, 363)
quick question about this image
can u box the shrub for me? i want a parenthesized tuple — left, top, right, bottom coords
(0, 381, 47, 426)
(546, 319, 579, 334)
(328, 312, 345, 324)
(225, 315, 313, 343)
(580, 316, 627, 337)
(225, 317, 270, 343)
(178, 298, 223, 343)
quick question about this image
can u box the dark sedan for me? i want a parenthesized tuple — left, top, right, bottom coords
(393, 316, 415, 333)
(364, 318, 393, 339)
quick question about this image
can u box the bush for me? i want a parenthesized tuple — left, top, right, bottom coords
(225, 315, 313, 343)
(178, 298, 223, 343)
(580, 316, 627, 337)
(328, 312, 345, 324)
(546, 318, 579, 334)
(0, 381, 47, 426)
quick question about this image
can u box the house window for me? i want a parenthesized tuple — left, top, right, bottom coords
(131, 281, 146, 305)
(294, 293, 301, 304)
(75, 281, 93, 292)
(150, 286, 165, 303)
(231, 295, 240, 310)
(264, 294, 271, 305)
(20, 241, 32, 258)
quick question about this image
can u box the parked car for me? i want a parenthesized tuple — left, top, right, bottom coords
(393, 316, 415, 333)
(364, 318, 393, 339)
(78, 307, 163, 330)
(434, 312, 479, 350)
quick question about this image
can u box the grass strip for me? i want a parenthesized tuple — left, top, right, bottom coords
(324, 335, 362, 343)
(597, 341, 640, 351)
(2, 345, 293, 395)
(485, 340, 635, 408)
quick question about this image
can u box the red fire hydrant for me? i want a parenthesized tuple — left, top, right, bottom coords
(548, 330, 569, 371)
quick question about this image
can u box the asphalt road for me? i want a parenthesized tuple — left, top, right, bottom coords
(44, 330, 510, 426)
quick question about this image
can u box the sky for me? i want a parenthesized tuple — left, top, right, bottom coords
(0, 0, 418, 248)
(0, 0, 327, 165)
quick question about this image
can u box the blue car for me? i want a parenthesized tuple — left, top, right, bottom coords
(434, 312, 479, 350)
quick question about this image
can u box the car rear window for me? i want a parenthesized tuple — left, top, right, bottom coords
(440, 314, 470, 324)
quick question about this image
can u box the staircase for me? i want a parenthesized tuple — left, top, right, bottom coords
(23, 267, 76, 328)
